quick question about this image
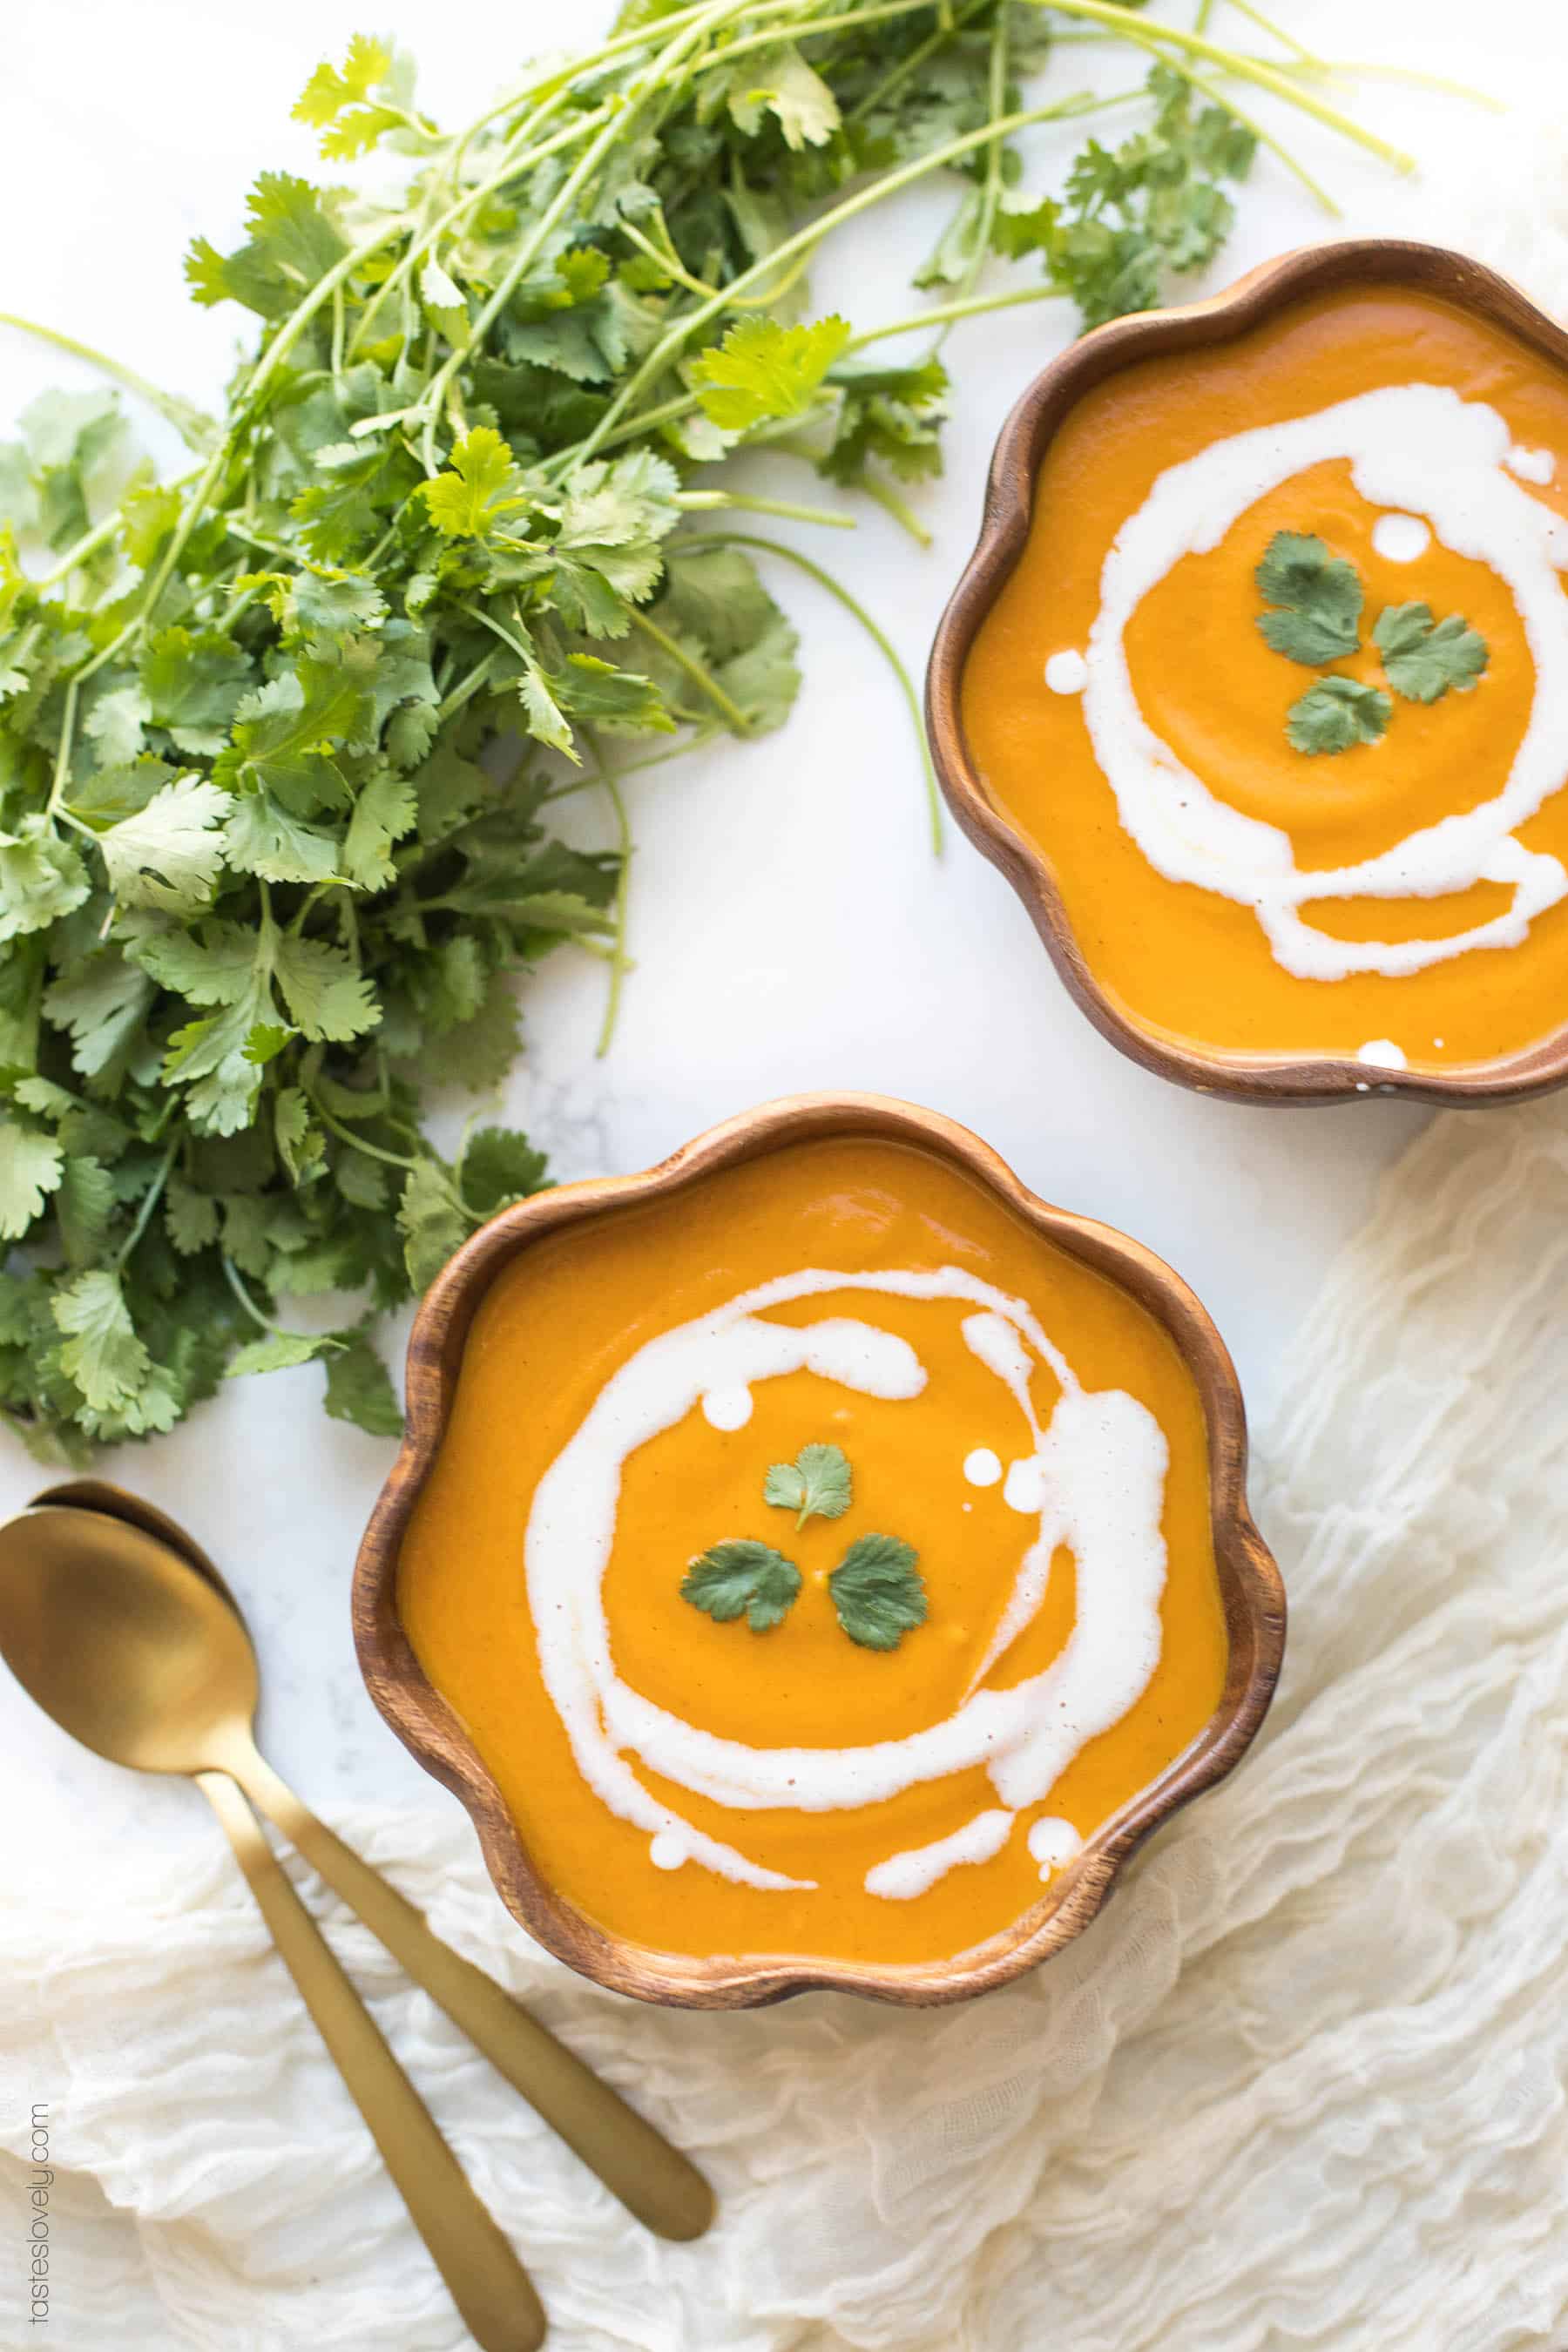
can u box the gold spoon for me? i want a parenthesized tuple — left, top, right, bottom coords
(27, 1484, 712, 2244)
(0, 1504, 544, 2352)
(0, 1511, 714, 2330)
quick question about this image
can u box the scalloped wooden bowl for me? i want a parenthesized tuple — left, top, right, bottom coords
(354, 1093, 1285, 2008)
(927, 238, 1568, 1109)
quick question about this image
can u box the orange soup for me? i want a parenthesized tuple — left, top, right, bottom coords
(962, 286, 1568, 1072)
(399, 1137, 1227, 1968)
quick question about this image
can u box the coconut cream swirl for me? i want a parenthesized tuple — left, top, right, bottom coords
(524, 1267, 1168, 1898)
(1082, 382, 1568, 979)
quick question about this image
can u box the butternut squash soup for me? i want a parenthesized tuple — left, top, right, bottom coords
(397, 1136, 1227, 1970)
(961, 284, 1568, 1071)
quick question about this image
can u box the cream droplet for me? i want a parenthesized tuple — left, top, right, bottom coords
(1371, 511, 1430, 564)
(1028, 1815, 1083, 1880)
(1357, 1037, 1407, 1071)
(1044, 648, 1088, 695)
(1433, 1035, 1445, 1048)
(963, 1446, 1003, 1488)
(1508, 444, 1557, 485)
(1003, 1457, 1045, 1515)
(701, 1384, 753, 1431)
(650, 1832, 689, 1871)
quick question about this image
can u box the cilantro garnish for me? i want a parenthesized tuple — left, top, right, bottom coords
(1254, 533, 1364, 666)
(1286, 676, 1392, 756)
(0, 24, 1412, 1455)
(681, 1540, 802, 1633)
(681, 1440, 924, 1649)
(828, 1534, 929, 1652)
(764, 1440, 852, 1529)
(1257, 534, 1490, 757)
(1372, 604, 1490, 703)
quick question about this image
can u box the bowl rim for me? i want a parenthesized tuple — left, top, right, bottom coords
(353, 1092, 1286, 2009)
(924, 235, 1568, 1109)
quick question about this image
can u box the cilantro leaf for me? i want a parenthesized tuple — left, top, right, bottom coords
(680, 1539, 802, 1632)
(828, 1533, 927, 1651)
(421, 427, 531, 542)
(225, 1330, 337, 1377)
(764, 1440, 853, 1529)
(294, 35, 409, 162)
(693, 315, 853, 431)
(322, 1325, 403, 1435)
(719, 43, 840, 151)
(1373, 603, 1490, 703)
(51, 1270, 151, 1415)
(0, 1120, 64, 1240)
(397, 1159, 468, 1289)
(1286, 675, 1392, 756)
(91, 774, 233, 911)
(1255, 533, 1364, 665)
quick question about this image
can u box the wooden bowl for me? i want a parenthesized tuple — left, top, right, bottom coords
(926, 238, 1568, 1109)
(353, 1093, 1285, 2008)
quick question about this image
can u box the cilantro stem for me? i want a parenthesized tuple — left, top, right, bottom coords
(1016, 1, 1415, 167)
(675, 489, 855, 530)
(944, 6, 1011, 349)
(115, 1142, 178, 1273)
(846, 0, 991, 124)
(1210, 0, 1323, 65)
(350, 103, 615, 359)
(720, 0, 941, 61)
(629, 608, 754, 735)
(221, 1254, 279, 1333)
(307, 1089, 428, 1176)
(1185, 69, 1340, 213)
(418, 2, 751, 475)
(0, 312, 217, 449)
(436, 647, 502, 721)
(587, 733, 634, 1058)
(1287, 59, 1504, 109)
(694, 529, 942, 854)
(844, 279, 1070, 348)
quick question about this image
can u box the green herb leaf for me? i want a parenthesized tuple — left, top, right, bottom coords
(828, 1533, 927, 1651)
(693, 315, 852, 432)
(225, 1329, 336, 1377)
(0, 1119, 64, 1240)
(1286, 675, 1392, 756)
(764, 1439, 852, 1529)
(1255, 532, 1364, 665)
(1372, 603, 1490, 703)
(680, 1538, 802, 1633)
(322, 1324, 403, 1435)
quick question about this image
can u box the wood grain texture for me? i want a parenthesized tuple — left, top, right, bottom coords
(925, 238, 1568, 1109)
(353, 1095, 1285, 2010)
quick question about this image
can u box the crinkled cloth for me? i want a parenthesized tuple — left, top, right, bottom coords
(9, 114, 1568, 2352)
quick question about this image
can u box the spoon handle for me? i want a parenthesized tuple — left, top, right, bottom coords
(196, 1771, 546, 2352)
(235, 1748, 713, 2242)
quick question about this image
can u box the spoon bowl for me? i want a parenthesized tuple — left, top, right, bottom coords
(0, 1504, 258, 1777)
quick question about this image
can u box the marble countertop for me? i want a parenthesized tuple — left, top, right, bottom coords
(2, 0, 1539, 1869)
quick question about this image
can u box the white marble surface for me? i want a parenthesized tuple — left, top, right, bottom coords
(0, 0, 1542, 1861)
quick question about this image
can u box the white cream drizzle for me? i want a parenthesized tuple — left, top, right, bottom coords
(963, 1445, 1003, 1487)
(1078, 383, 1568, 981)
(524, 1267, 1169, 1901)
(865, 1808, 1015, 1901)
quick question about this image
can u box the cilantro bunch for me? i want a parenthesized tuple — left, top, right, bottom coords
(0, 4, 1409, 1457)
